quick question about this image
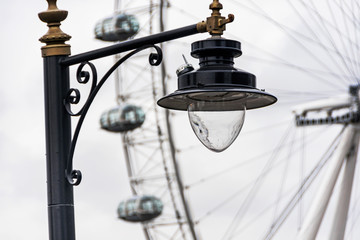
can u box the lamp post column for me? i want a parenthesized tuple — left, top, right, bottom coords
(39, 1, 76, 240)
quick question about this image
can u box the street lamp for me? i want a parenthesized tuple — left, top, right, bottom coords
(157, 2, 277, 152)
(39, 0, 276, 239)
(158, 37, 277, 151)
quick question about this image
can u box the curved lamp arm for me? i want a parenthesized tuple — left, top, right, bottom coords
(64, 45, 163, 186)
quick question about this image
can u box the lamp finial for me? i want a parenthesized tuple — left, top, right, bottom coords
(197, 0, 234, 36)
(38, 0, 71, 57)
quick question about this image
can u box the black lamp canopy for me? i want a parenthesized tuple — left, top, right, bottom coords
(157, 38, 277, 111)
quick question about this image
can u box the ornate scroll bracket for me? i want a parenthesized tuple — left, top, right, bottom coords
(64, 45, 163, 186)
(64, 62, 98, 117)
(38, 0, 71, 57)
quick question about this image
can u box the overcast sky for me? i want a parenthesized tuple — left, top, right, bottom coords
(0, 0, 358, 240)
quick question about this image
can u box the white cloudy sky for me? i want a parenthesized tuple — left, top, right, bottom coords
(1, 0, 359, 240)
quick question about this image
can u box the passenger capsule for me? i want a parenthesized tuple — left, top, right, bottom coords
(117, 195, 163, 222)
(100, 105, 145, 132)
(94, 13, 140, 42)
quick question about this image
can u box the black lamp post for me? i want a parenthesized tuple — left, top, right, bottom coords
(39, 0, 276, 239)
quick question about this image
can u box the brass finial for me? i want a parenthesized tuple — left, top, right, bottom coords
(39, 0, 71, 57)
(197, 0, 234, 36)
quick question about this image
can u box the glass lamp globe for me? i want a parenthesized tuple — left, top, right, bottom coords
(188, 101, 246, 152)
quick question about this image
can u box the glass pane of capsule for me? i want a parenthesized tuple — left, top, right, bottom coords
(100, 105, 145, 133)
(117, 196, 163, 222)
(94, 14, 139, 42)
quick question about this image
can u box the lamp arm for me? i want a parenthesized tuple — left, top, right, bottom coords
(61, 24, 200, 67)
(65, 45, 163, 186)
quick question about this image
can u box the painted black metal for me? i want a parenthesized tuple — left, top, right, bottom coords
(65, 45, 162, 186)
(191, 38, 242, 59)
(43, 56, 76, 240)
(179, 38, 255, 90)
(43, 21, 202, 240)
(61, 24, 198, 66)
(64, 62, 98, 116)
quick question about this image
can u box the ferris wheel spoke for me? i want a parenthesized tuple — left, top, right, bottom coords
(271, 128, 296, 225)
(130, 147, 160, 171)
(221, 123, 340, 239)
(130, 125, 160, 136)
(220, 123, 296, 240)
(127, 136, 166, 146)
(121, 66, 152, 93)
(309, 0, 360, 82)
(232, 185, 300, 239)
(238, 0, 356, 85)
(129, 144, 174, 180)
(259, 125, 345, 240)
(185, 123, 330, 192)
(120, 4, 159, 15)
(286, 0, 354, 78)
(349, 0, 360, 75)
(136, 9, 161, 37)
(324, 0, 360, 79)
(243, 54, 353, 91)
(268, 89, 340, 97)
(237, 38, 348, 91)
(149, 226, 173, 239)
(334, 0, 360, 76)
(239, 0, 360, 87)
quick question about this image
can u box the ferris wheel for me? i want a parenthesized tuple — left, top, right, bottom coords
(166, 0, 360, 239)
(97, 0, 198, 239)
(96, 0, 360, 240)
